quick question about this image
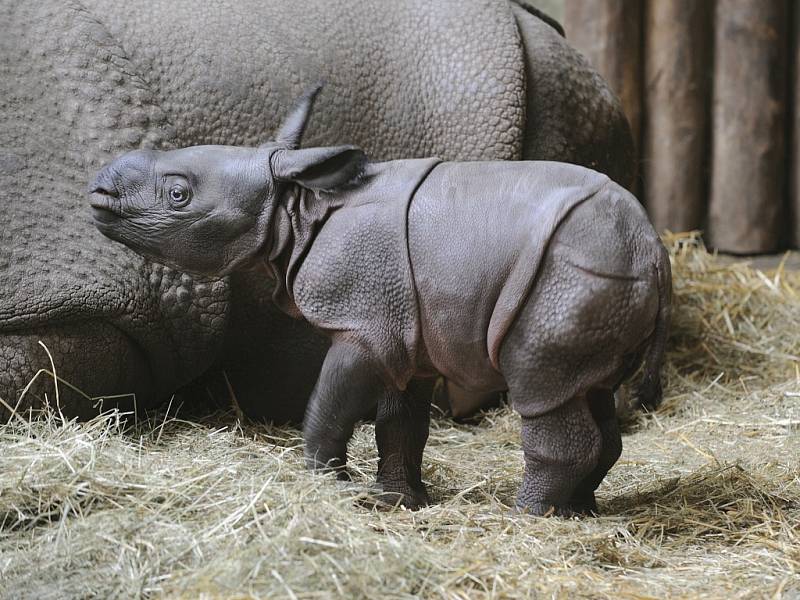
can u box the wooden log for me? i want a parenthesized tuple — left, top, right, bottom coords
(709, 0, 788, 254)
(642, 0, 711, 235)
(791, 4, 800, 249)
(563, 0, 644, 156)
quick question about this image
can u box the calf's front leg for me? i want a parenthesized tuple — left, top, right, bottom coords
(303, 338, 432, 508)
(374, 389, 431, 509)
(303, 339, 383, 477)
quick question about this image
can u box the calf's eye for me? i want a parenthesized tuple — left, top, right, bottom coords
(163, 176, 192, 207)
(170, 185, 188, 203)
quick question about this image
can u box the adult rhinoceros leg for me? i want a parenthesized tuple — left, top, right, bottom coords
(0, 3, 229, 418)
(211, 270, 328, 424)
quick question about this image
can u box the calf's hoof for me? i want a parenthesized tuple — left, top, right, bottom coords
(512, 501, 593, 518)
(566, 494, 599, 516)
(304, 453, 351, 481)
(365, 483, 430, 510)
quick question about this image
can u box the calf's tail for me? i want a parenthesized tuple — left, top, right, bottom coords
(635, 243, 672, 410)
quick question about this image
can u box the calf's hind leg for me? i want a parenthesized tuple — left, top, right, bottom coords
(513, 395, 602, 516)
(568, 389, 622, 514)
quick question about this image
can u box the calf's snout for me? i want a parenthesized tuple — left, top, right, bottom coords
(89, 149, 155, 198)
(88, 167, 119, 199)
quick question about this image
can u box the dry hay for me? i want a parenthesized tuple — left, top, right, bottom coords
(1, 233, 799, 599)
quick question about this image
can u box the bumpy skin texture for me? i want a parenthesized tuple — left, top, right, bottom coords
(88, 130, 670, 514)
(0, 0, 634, 420)
(511, 3, 635, 188)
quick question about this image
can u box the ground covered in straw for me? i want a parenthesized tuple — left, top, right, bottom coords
(1, 234, 799, 599)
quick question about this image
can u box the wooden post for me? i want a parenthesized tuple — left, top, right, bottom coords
(791, 4, 800, 249)
(642, 0, 711, 235)
(563, 0, 644, 159)
(709, 0, 788, 253)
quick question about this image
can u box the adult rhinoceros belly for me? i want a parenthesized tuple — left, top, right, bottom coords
(0, 0, 630, 420)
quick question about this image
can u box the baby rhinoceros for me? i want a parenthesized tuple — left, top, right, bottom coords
(89, 88, 671, 516)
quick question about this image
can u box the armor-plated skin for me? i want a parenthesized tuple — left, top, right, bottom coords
(88, 96, 670, 515)
(0, 0, 634, 420)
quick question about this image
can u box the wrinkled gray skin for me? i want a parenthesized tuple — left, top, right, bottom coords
(90, 92, 670, 515)
(0, 0, 634, 422)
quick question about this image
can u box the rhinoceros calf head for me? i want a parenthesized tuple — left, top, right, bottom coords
(90, 88, 366, 277)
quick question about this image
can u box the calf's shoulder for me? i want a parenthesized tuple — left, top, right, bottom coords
(291, 159, 440, 387)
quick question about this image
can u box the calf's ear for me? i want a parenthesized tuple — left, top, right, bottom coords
(270, 145, 367, 192)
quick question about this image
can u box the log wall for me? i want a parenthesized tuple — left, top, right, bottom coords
(563, 0, 795, 254)
(643, 0, 711, 235)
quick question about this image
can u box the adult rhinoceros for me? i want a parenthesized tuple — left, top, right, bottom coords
(0, 0, 633, 421)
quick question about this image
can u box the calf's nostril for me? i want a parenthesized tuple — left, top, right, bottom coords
(88, 172, 119, 198)
(89, 184, 119, 198)
(91, 184, 118, 197)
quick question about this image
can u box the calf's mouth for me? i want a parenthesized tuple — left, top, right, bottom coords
(89, 185, 123, 223)
(89, 170, 122, 224)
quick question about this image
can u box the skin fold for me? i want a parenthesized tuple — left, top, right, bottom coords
(87, 92, 670, 515)
(0, 0, 633, 421)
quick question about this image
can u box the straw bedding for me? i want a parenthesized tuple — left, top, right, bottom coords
(1, 233, 798, 599)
